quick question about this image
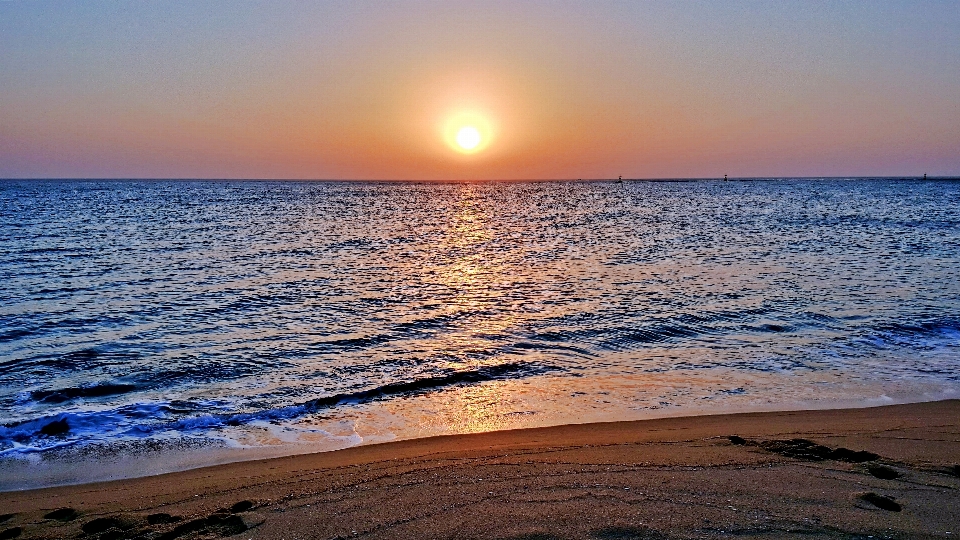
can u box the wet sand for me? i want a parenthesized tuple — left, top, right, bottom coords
(1, 400, 959, 539)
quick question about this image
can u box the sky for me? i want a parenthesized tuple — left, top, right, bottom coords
(1, 0, 959, 180)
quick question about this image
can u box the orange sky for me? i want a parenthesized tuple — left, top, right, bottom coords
(2, 1, 959, 179)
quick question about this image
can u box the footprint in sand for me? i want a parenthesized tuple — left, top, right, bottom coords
(42, 508, 79, 522)
(154, 508, 254, 540)
(859, 492, 901, 512)
(867, 465, 900, 480)
(590, 525, 667, 539)
(228, 500, 254, 513)
(0, 527, 23, 540)
(82, 517, 134, 535)
(728, 437, 880, 463)
(147, 513, 182, 525)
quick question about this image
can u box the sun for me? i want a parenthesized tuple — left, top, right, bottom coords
(442, 110, 495, 155)
(456, 126, 481, 150)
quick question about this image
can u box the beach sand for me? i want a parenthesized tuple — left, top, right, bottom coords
(1, 400, 958, 539)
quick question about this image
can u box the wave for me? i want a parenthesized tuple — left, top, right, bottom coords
(520, 306, 825, 354)
(29, 383, 138, 404)
(0, 361, 559, 455)
(869, 318, 960, 339)
(0, 327, 33, 342)
(0, 347, 142, 376)
(853, 317, 960, 350)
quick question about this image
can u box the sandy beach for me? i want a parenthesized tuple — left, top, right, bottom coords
(1, 400, 958, 539)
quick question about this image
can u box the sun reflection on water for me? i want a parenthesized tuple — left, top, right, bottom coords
(433, 187, 519, 362)
(411, 187, 531, 432)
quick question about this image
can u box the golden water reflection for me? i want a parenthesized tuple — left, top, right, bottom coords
(428, 186, 519, 371)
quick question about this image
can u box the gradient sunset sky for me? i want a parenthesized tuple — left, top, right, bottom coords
(2, 1, 959, 180)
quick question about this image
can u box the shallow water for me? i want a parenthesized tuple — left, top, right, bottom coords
(2, 178, 959, 488)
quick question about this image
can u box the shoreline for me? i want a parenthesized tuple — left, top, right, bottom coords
(4, 385, 957, 493)
(2, 399, 958, 539)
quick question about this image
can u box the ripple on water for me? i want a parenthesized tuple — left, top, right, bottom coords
(0, 178, 959, 468)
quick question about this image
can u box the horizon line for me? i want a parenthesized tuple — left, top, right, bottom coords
(2, 175, 959, 183)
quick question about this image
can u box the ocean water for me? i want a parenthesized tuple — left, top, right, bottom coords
(2, 178, 959, 488)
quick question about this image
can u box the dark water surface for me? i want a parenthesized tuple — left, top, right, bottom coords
(2, 179, 959, 486)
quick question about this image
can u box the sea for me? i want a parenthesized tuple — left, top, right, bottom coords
(2, 178, 959, 490)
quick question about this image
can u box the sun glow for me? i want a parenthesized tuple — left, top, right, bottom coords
(443, 110, 495, 155)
